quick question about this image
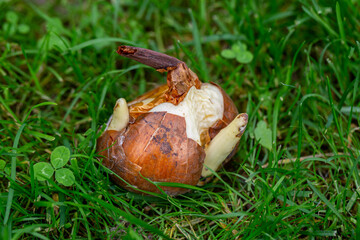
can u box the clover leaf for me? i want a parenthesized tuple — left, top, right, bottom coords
(232, 42, 247, 52)
(51, 146, 70, 169)
(221, 49, 236, 59)
(6, 11, 18, 24)
(34, 162, 54, 181)
(0, 160, 6, 170)
(55, 168, 75, 187)
(18, 24, 30, 34)
(0, 160, 6, 178)
(254, 121, 273, 150)
(236, 51, 253, 64)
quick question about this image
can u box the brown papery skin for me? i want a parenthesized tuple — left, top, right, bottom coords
(97, 112, 205, 195)
(127, 84, 169, 121)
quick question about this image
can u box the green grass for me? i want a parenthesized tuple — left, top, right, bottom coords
(1, 0, 360, 239)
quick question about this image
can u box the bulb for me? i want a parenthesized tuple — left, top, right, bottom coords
(96, 46, 248, 195)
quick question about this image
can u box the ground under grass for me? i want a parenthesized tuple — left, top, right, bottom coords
(1, 0, 360, 239)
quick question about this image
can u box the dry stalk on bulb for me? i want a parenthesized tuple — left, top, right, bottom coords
(96, 46, 248, 195)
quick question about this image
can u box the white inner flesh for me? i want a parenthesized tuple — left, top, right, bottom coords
(149, 83, 224, 145)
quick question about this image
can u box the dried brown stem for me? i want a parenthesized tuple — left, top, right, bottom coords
(117, 45, 201, 105)
(117, 45, 184, 72)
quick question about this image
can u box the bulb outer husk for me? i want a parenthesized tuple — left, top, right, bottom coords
(96, 46, 248, 195)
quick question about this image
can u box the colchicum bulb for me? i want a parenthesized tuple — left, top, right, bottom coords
(96, 46, 248, 195)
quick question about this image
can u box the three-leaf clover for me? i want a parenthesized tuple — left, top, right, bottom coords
(34, 146, 75, 186)
(221, 42, 254, 64)
(3, 11, 30, 36)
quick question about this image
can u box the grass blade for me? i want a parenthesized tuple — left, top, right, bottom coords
(336, 2, 346, 45)
(3, 123, 26, 225)
(307, 181, 345, 223)
(66, 38, 139, 53)
(189, 9, 209, 81)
